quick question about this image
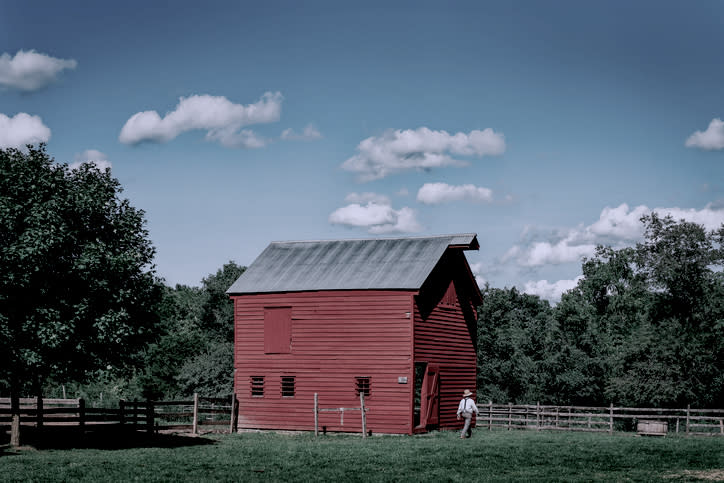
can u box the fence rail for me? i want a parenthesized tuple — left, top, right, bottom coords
(477, 402, 724, 436)
(0, 393, 239, 436)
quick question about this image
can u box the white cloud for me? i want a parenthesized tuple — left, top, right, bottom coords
(69, 149, 112, 171)
(523, 276, 583, 303)
(344, 192, 391, 205)
(341, 127, 505, 181)
(417, 182, 493, 204)
(281, 124, 322, 141)
(685, 118, 724, 150)
(469, 262, 486, 287)
(0, 112, 51, 148)
(329, 200, 422, 234)
(118, 92, 282, 146)
(504, 203, 724, 268)
(0, 50, 77, 91)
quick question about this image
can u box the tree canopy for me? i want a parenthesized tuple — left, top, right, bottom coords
(0, 145, 162, 443)
(477, 214, 724, 408)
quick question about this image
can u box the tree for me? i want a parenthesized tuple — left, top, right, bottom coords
(0, 145, 161, 445)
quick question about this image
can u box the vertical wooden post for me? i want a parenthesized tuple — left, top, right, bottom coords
(314, 393, 319, 437)
(119, 399, 125, 426)
(360, 392, 366, 439)
(508, 403, 512, 430)
(146, 400, 154, 434)
(719, 419, 723, 435)
(10, 393, 20, 448)
(229, 394, 236, 434)
(685, 404, 690, 435)
(488, 401, 492, 430)
(133, 399, 138, 427)
(609, 403, 613, 434)
(192, 393, 199, 435)
(536, 402, 540, 431)
(555, 407, 559, 430)
(78, 398, 86, 432)
(232, 394, 239, 434)
(36, 395, 44, 430)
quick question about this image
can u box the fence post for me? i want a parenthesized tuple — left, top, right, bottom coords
(192, 393, 199, 435)
(229, 394, 236, 434)
(79, 398, 86, 432)
(146, 400, 154, 434)
(488, 401, 492, 430)
(686, 404, 690, 435)
(508, 403, 512, 430)
(608, 403, 613, 434)
(555, 406, 559, 430)
(536, 402, 540, 431)
(360, 392, 367, 438)
(119, 399, 125, 426)
(232, 394, 239, 433)
(36, 395, 44, 430)
(133, 399, 138, 427)
(314, 393, 319, 437)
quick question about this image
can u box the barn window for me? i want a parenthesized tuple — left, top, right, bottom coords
(355, 377, 370, 397)
(281, 376, 296, 397)
(264, 307, 292, 354)
(251, 376, 264, 397)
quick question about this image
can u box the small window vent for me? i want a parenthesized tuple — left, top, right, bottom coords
(355, 377, 370, 397)
(251, 376, 264, 397)
(281, 376, 296, 398)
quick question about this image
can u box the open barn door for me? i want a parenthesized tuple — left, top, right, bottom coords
(415, 363, 440, 430)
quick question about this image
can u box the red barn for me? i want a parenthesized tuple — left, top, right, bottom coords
(226, 233, 482, 435)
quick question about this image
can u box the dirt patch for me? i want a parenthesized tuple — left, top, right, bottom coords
(663, 469, 724, 481)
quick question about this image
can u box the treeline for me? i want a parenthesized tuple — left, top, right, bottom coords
(477, 214, 724, 408)
(43, 262, 245, 404)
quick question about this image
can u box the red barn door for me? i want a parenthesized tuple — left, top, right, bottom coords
(420, 363, 440, 428)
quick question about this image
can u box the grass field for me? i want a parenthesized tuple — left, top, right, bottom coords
(1, 429, 722, 482)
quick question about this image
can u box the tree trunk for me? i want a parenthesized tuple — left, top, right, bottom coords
(10, 391, 20, 448)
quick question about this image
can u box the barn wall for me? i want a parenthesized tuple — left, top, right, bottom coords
(232, 290, 416, 434)
(414, 252, 478, 430)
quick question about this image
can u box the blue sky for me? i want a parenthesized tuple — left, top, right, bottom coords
(2, 1, 723, 301)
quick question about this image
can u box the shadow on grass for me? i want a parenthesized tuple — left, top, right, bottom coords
(0, 425, 215, 453)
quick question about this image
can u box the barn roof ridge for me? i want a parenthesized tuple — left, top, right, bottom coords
(227, 233, 480, 295)
(267, 232, 478, 244)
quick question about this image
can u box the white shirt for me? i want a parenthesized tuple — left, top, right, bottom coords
(457, 397, 479, 416)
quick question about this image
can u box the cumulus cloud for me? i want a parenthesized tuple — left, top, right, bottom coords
(469, 262, 486, 287)
(504, 203, 724, 268)
(341, 127, 505, 181)
(69, 149, 112, 171)
(119, 91, 282, 147)
(329, 199, 422, 234)
(344, 192, 391, 205)
(685, 118, 724, 150)
(0, 112, 51, 148)
(523, 276, 583, 303)
(281, 124, 322, 141)
(417, 182, 493, 204)
(0, 50, 77, 91)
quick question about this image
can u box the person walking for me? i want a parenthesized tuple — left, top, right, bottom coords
(456, 389, 479, 439)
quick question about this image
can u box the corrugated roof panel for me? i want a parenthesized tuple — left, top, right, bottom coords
(226, 233, 478, 294)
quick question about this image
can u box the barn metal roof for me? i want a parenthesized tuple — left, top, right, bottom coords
(226, 233, 479, 294)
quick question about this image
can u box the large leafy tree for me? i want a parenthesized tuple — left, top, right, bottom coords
(0, 145, 161, 445)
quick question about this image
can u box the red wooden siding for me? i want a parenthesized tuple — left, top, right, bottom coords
(414, 251, 478, 431)
(232, 290, 417, 434)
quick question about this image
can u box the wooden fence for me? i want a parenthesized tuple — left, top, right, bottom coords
(0, 394, 239, 435)
(476, 402, 724, 436)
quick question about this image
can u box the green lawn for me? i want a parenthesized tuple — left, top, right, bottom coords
(1, 429, 722, 482)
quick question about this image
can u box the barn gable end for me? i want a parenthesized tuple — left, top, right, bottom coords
(227, 234, 481, 435)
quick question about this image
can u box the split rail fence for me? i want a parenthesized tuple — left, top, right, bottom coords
(476, 402, 724, 436)
(0, 393, 239, 436)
